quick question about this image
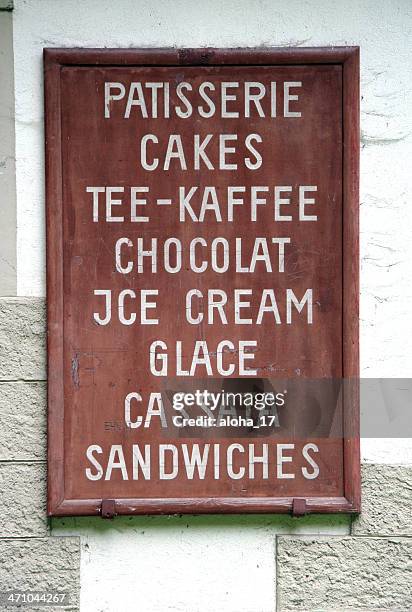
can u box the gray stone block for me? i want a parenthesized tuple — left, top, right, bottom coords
(0, 538, 80, 611)
(0, 462, 47, 537)
(0, 382, 46, 460)
(352, 463, 412, 536)
(0, 298, 46, 380)
(277, 536, 412, 611)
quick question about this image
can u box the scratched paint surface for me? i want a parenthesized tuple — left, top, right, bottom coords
(60, 64, 343, 500)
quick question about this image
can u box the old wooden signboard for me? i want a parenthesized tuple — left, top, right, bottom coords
(45, 47, 360, 516)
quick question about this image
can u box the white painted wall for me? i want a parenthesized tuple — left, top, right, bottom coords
(12, 0, 411, 610)
(53, 514, 350, 612)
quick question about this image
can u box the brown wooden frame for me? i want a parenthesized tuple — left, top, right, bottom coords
(45, 46, 360, 516)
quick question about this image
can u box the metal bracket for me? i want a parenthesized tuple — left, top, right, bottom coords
(292, 498, 307, 517)
(101, 499, 117, 519)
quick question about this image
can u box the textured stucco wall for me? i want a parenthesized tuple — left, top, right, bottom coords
(0, 299, 80, 610)
(2, 0, 411, 610)
(0, 10, 17, 294)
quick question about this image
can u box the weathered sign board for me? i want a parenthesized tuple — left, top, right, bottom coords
(45, 47, 360, 516)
